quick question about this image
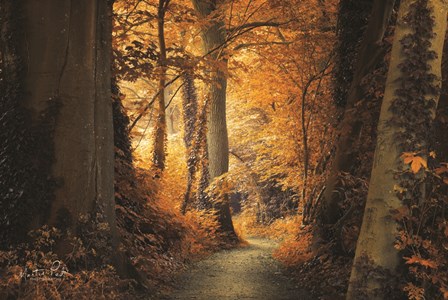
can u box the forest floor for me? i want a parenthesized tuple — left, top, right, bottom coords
(161, 237, 311, 300)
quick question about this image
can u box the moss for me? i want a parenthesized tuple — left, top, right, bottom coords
(332, 0, 373, 108)
(390, 1, 448, 298)
(112, 80, 133, 163)
(390, 0, 438, 154)
(0, 1, 58, 245)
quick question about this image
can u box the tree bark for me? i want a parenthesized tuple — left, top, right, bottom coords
(332, 0, 373, 108)
(16, 0, 116, 236)
(181, 72, 199, 214)
(0, 0, 158, 284)
(320, 0, 396, 225)
(433, 30, 448, 161)
(152, 0, 169, 171)
(346, 1, 447, 298)
(0, 0, 34, 242)
(191, 0, 236, 236)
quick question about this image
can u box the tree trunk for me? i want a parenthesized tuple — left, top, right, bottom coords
(346, 1, 447, 298)
(301, 82, 310, 224)
(165, 82, 177, 135)
(16, 0, 117, 237)
(320, 0, 396, 225)
(152, 0, 169, 171)
(112, 80, 133, 163)
(191, 0, 236, 236)
(332, 0, 373, 108)
(433, 31, 448, 161)
(197, 98, 211, 210)
(181, 72, 199, 214)
(0, 0, 155, 284)
(0, 0, 36, 242)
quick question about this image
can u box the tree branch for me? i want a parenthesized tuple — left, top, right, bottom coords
(233, 41, 292, 51)
(228, 21, 289, 34)
(129, 74, 181, 131)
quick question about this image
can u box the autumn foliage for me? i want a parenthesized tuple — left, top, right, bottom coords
(1, 0, 448, 299)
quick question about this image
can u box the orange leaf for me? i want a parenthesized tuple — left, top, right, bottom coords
(411, 156, 427, 173)
(401, 153, 427, 174)
(405, 255, 438, 269)
(435, 166, 448, 175)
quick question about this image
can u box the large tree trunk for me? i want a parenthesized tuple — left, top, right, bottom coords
(191, 0, 236, 237)
(0, 0, 34, 242)
(15, 0, 117, 246)
(346, 1, 447, 299)
(320, 0, 396, 224)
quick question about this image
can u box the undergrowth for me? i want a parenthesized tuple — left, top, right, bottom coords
(233, 214, 299, 241)
(0, 146, 228, 299)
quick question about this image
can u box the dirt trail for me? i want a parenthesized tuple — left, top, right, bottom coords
(167, 237, 311, 300)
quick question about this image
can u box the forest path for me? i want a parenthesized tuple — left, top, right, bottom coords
(166, 237, 311, 300)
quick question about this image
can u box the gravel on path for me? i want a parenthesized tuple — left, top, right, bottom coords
(167, 237, 312, 300)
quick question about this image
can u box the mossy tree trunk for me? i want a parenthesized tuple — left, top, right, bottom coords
(0, 0, 34, 242)
(332, 0, 374, 108)
(191, 0, 236, 237)
(180, 72, 199, 214)
(320, 0, 396, 225)
(347, 1, 447, 298)
(15, 0, 118, 248)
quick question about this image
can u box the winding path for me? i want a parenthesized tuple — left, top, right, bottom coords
(168, 237, 311, 300)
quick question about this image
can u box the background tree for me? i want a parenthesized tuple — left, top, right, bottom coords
(152, 0, 171, 171)
(191, 0, 236, 236)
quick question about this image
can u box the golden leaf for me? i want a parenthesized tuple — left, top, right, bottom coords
(411, 156, 427, 173)
(401, 153, 427, 174)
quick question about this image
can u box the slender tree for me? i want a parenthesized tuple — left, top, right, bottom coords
(152, 0, 170, 171)
(180, 71, 199, 214)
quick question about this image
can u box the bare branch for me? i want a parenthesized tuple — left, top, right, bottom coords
(228, 20, 290, 34)
(233, 41, 292, 51)
(129, 74, 181, 131)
